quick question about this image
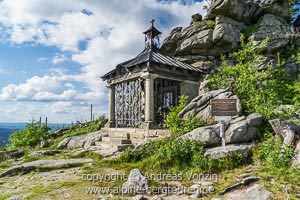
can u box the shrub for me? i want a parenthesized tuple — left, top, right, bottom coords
(258, 134, 294, 169)
(165, 96, 205, 137)
(8, 120, 50, 149)
(119, 137, 250, 173)
(241, 23, 259, 37)
(208, 36, 297, 119)
(291, 80, 300, 103)
(205, 20, 215, 28)
(60, 116, 105, 139)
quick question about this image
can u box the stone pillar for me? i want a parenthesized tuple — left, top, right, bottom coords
(144, 76, 154, 128)
(108, 84, 115, 127)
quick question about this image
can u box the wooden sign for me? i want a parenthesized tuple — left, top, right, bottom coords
(211, 99, 237, 117)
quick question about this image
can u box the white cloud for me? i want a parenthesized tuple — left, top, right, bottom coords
(0, 0, 208, 122)
(37, 57, 48, 62)
(52, 53, 69, 64)
(0, 67, 10, 74)
(0, 101, 106, 123)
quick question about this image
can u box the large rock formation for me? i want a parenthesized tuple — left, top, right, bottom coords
(213, 15, 246, 51)
(251, 14, 291, 53)
(205, 0, 261, 25)
(261, 0, 290, 22)
(161, 16, 245, 58)
(161, 0, 293, 71)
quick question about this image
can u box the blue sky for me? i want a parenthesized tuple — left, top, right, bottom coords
(0, 0, 208, 123)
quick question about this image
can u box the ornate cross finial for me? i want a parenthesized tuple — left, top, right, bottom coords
(150, 19, 155, 27)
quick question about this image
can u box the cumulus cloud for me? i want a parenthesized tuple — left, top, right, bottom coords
(0, 0, 208, 122)
(52, 53, 69, 64)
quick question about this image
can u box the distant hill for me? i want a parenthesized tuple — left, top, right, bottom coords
(0, 127, 13, 146)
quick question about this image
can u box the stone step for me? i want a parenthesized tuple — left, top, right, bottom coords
(110, 138, 132, 145)
(101, 136, 111, 144)
(108, 131, 130, 139)
(101, 136, 132, 145)
(94, 141, 134, 152)
(108, 128, 143, 133)
(94, 142, 113, 149)
(115, 144, 134, 151)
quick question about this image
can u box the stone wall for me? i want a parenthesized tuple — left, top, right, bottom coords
(180, 81, 200, 102)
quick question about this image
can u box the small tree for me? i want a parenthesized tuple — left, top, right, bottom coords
(208, 36, 296, 119)
(9, 120, 50, 149)
(165, 96, 204, 137)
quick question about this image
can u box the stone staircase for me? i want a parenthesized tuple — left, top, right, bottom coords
(88, 128, 170, 157)
(97, 136, 134, 152)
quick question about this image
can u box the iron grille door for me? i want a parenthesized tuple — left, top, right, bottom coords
(115, 79, 144, 128)
(154, 78, 180, 128)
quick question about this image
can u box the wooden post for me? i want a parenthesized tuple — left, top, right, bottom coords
(45, 117, 48, 127)
(91, 104, 93, 122)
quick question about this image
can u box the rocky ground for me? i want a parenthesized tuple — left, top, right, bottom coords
(0, 141, 299, 200)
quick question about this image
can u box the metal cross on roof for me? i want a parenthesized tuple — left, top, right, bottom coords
(150, 19, 155, 27)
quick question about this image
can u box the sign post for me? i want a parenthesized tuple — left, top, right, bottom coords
(211, 99, 238, 148)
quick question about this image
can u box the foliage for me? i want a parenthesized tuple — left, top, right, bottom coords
(165, 96, 205, 137)
(258, 134, 294, 169)
(291, 80, 300, 102)
(119, 137, 251, 173)
(208, 36, 297, 119)
(8, 120, 50, 149)
(241, 22, 260, 37)
(59, 116, 105, 140)
(205, 20, 215, 28)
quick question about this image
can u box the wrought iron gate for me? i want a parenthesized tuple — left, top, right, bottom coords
(154, 78, 180, 128)
(115, 79, 145, 128)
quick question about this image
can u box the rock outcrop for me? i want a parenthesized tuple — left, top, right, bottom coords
(205, 0, 261, 25)
(122, 169, 149, 194)
(161, 16, 245, 58)
(204, 143, 253, 159)
(251, 14, 291, 53)
(213, 15, 246, 52)
(0, 158, 92, 178)
(57, 131, 105, 149)
(29, 150, 61, 158)
(161, 0, 292, 71)
(178, 89, 242, 121)
(0, 150, 24, 160)
(261, 0, 290, 22)
(180, 124, 221, 146)
(180, 112, 262, 147)
(293, 142, 300, 166)
(223, 184, 272, 200)
(269, 118, 300, 166)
